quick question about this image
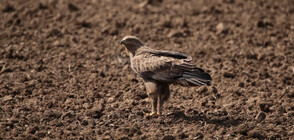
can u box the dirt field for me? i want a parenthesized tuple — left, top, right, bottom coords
(0, 0, 294, 139)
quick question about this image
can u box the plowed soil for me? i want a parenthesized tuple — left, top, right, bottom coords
(1, 0, 294, 139)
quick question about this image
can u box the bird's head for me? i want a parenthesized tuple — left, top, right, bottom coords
(120, 36, 144, 56)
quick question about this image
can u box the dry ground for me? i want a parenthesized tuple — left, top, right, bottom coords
(0, 0, 294, 139)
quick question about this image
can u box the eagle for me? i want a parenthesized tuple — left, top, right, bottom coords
(120, 36, 212, 116)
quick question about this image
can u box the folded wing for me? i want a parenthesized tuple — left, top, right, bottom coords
(131, 49, 211, 86)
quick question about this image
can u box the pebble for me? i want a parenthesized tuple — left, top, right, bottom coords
(162, 135, 175, 140)
(256, 112, 266, 120)
(2, 95, 13, 102)
(167, 30, 183, 38)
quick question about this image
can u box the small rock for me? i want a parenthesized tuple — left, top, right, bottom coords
(2, 95, 13, 102)
(102, 135, 112, 140)
(162, 135, 175, 140)
(42, 137, 51, 140)
(285, 88, 294, 98)
(87, 109, 103, 119)
(172, 17, 186, 27)
(235, 135, 245, 140)
(128, 114, 136, 120)
(195, 132, 203, 140)
(94, 100, 105, 112)
(2, 4, 15, 12)
(122, 65, 129, 71)
(107, 97, 115, 103)
(216, 23, 225, 32)
(223, 72, 235, 78)
(259, 103, 272, 112)
(255, 112, 266, 120)
(101, 26, 118, 35)
(287, 111, 294, 117)
(111, 103, 119, 108)
(179, 132, 188, 139)
(236, 123, 250, 135)
(216, 22, 229, 34)
(36, 132, 46, 138)
(108, 111, 119, 119)
(166, 111, 187, 120)
(83, 103, 90, 109)
(138, 0, 148, 8)
(68, 3, 79, 11)
(248, 129, 266, 139)
(52, 40, 61, 46)
(270, 134, 281, 140)
(26, 126, 39, 134)
(39, 3, 48, 10)
(62, 112, 75, 119)
(217, 128, 226, 135)
(64, 98, 72, 104)
(138, 0, 163, 6)
(167, 30, 183, 38)
(277, 106, 286, 114)
(238, 82, 245, 87)
(257, 20, 272, 28)
(87, 14, 102, 26)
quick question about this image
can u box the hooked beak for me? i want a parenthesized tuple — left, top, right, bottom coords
(120, 40, 124, 45)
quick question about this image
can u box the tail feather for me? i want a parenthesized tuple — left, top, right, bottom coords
(182, 72, 211, 80)
(185, 79, 205, 86)
(176, 71, 211, 86)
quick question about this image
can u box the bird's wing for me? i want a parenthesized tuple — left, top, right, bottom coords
(131, 49, 211, 86)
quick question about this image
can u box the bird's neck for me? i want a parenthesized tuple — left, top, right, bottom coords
(125, 44, 144, 56)
(127, 51, 134, 59)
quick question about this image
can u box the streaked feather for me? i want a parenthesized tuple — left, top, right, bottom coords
(131, 48, 211, 86)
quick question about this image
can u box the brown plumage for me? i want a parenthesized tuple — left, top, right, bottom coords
(120, 36, 212, 116)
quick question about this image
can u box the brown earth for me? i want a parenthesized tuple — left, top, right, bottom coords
(0, 0, 294, 139)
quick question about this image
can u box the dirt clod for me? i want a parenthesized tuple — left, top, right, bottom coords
(256, 112, 266, 121)
(259, 103, 272, 112)
(162, 135, 176, 140)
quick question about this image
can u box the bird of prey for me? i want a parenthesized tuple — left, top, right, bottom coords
(120, 36, 212, 116)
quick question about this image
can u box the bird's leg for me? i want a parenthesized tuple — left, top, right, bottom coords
(144, 97, 158, 116)
(144, 81, 159, 116)
(158, 85, 170, 115)
(158, 96, 163, 115)
(150, 97, 158, 116)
